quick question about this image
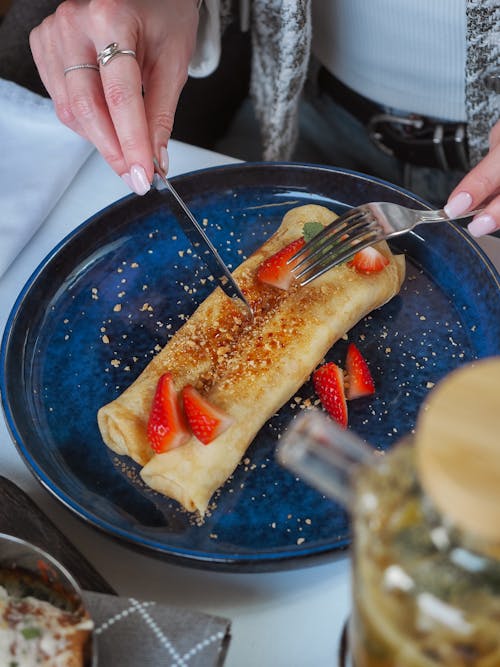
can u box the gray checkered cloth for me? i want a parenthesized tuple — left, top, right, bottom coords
(83, 591, 231, 667)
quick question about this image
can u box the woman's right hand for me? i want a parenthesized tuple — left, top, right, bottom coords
(445, 119, 500, 237)
(30, 0, 200, 194)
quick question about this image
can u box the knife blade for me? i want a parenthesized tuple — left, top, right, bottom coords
(152, 160, 252, 316)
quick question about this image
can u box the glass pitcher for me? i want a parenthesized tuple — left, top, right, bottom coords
(278, 410, 500, 667)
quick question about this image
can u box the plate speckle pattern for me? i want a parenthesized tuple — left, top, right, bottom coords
(2, 163, 500, 571)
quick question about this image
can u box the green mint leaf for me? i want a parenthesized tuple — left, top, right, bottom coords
(302, 221, 324, 243)
(21, 627, 42, 640)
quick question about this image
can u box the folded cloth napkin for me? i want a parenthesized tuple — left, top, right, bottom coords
(0, 78, 93, 278)
(83, 590, 231, 667)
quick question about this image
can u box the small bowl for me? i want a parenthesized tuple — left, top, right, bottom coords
(0, 532, 97, 666)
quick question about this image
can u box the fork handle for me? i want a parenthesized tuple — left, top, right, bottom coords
(444, 207, 484, 221)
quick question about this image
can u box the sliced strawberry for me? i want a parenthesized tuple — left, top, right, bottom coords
(345, 343, 375, 400)
(147, 373, 190, 453)
(348, 246, 389, 274)
(182, 385, 233, 445)
(313, 362, 348, 429)
(256, 237, 305, 290)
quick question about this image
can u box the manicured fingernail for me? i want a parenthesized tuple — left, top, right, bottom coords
(467, 214, 497, 237)
(444, 191, 473, 219)
(121, 172, 133, 190)
(160, 146, 169, 173)
(129, 164, 150, 195)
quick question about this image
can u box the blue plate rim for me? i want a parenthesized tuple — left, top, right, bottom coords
(1, 161, 499, 571)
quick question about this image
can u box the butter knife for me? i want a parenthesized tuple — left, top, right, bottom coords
(152, 160, 252, 315)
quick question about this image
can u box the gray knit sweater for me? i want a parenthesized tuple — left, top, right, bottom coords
(235, 0, 499, 166)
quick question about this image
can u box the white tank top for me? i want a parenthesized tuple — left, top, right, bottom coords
(311, 0, 467, 122)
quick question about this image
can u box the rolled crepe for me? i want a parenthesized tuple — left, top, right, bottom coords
(98, 204, 405, 515)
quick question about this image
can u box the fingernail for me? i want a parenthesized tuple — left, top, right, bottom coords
(160, 146, 169, 173)
(121, 172, 133, 190)
(129, 164, 150, 195)
(444, 191, 473, 219)
(467, 214, 497, 238)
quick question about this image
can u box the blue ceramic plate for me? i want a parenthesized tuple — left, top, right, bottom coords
(2, 163, 500, 571)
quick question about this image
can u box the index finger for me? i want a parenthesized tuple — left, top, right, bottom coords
(445, 141, 500, 236)
(97, 40, 153, 193)
(452, 146, 500, 208)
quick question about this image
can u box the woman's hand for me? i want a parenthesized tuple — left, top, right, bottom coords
(30, 0, 200, 194)
(445, 119, 500, 236)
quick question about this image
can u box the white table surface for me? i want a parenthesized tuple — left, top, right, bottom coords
(1, 140, 499, 667)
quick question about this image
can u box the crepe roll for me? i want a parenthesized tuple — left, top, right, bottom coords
(98, 204, 405, 515)
(98, 204, 334, 466)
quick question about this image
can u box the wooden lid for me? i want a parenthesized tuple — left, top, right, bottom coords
(415, 358, 500, 543)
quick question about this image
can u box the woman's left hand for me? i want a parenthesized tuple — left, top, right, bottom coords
(445, 119, 500, 236)
(30, 0, 200, 195)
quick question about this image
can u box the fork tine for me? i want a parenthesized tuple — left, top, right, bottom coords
(295, 231, 382, 285)
(292, 211, 380, 278)
(291, 213, 372, 274)
(291, 209, 364, 262)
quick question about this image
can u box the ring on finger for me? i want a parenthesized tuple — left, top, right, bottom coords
(97, 42, 136, 67)
(63, 63, 100, 75)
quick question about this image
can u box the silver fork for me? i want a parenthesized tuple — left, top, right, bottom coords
(290, 202, 484, 285)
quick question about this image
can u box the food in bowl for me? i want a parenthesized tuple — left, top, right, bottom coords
(0, 535, 94, 667)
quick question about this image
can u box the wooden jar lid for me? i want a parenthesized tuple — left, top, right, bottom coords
(415, 358, 500, 543)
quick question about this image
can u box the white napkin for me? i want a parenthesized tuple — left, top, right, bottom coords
(0, 79, 93, 278)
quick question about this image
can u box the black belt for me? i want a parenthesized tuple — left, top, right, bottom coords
(317, 67, 470, 172)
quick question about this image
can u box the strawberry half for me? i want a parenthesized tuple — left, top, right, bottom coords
(313, 362, 348, 429)
(182, 385, 233, 445)
(348, 246, 389, 274)
(256, 238, 305, 290)
(147, 373, 190, 453)
(345, 343, 375, 400)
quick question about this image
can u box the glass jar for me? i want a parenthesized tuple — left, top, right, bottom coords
(351, 440, 500, 667)
(278, 410, 500, 667)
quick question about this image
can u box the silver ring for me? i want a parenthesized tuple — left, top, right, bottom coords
(97, 42, 136, 67)
(63, 63, 100, 76)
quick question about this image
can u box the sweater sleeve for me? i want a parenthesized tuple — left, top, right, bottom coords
(188, 0, 222, 78)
